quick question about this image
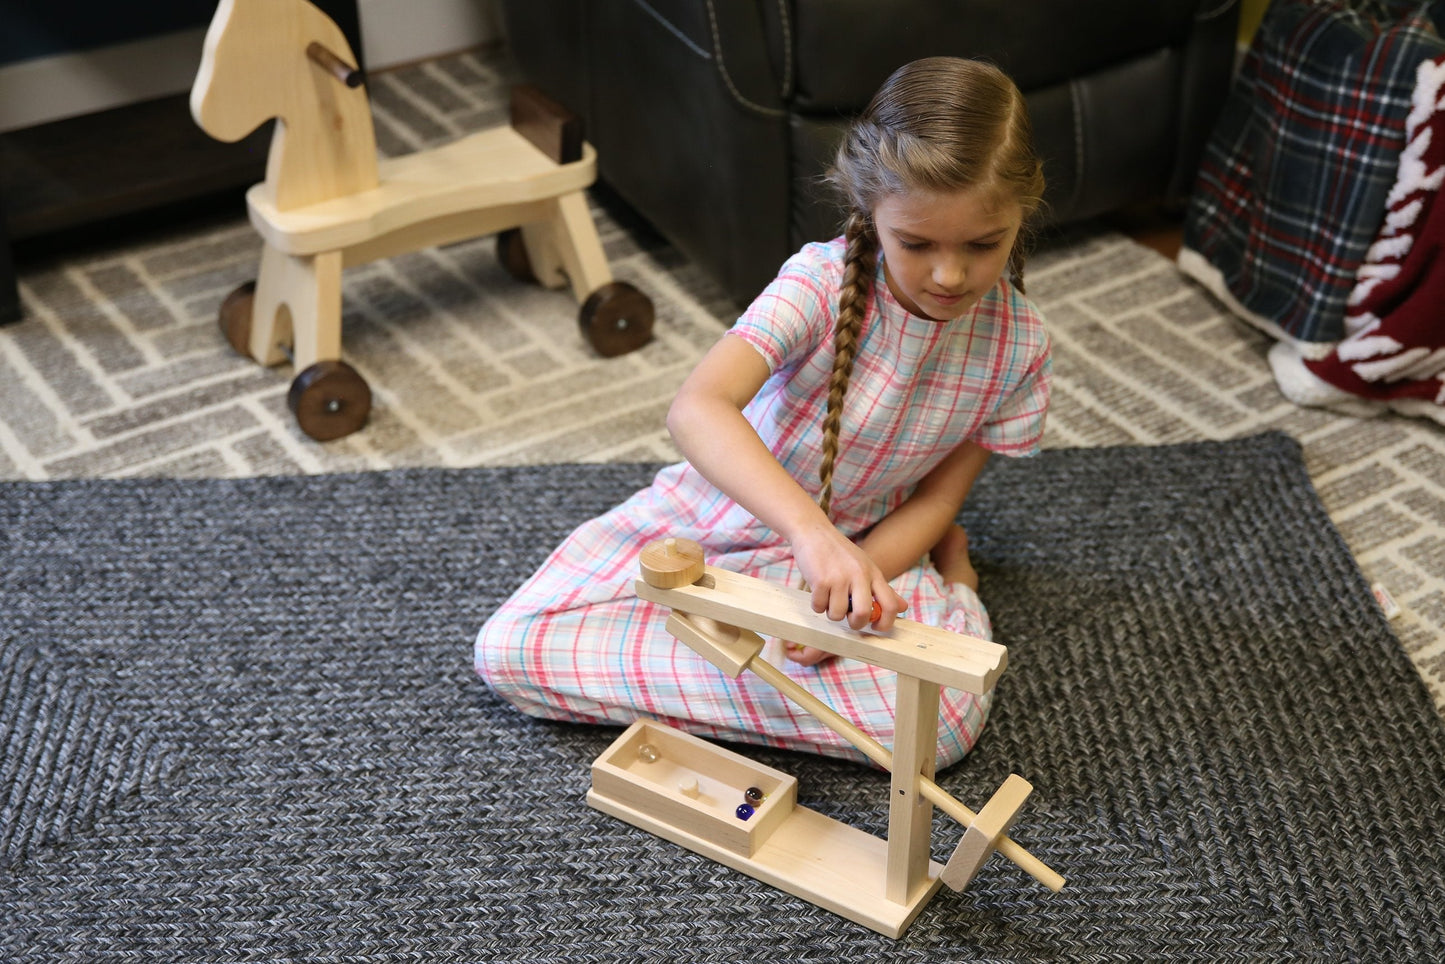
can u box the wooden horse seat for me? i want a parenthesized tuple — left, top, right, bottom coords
(247, 130, 599, 260)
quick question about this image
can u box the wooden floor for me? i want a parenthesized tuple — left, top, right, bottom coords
(1108, 203, 1185, 261)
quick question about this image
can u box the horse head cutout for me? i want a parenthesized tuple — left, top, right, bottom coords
(191, 0, 379, 211)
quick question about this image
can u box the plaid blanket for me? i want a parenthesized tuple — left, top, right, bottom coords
(1269, 54, 1445, 424)
(1181, 0, 1445, 347)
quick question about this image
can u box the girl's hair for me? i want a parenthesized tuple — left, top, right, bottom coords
(815, 57, 1044, 519)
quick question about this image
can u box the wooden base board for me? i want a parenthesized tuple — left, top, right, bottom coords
(587, 721, 944, 938)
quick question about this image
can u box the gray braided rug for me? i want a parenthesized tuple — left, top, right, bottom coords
(2, 432, 1442, 961)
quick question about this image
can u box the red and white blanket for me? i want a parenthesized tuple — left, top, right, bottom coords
(1269, 55, 1445, 425)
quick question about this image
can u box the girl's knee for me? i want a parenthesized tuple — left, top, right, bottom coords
(474, 607, 532, 695)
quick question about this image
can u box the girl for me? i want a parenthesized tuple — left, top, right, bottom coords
(475, 57, 1051, 769)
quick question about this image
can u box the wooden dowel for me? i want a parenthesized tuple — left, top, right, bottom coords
(746, 655, 1065, 893)
(306, 41, 363, 88)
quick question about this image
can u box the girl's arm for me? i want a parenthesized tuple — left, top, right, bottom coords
(780, 440, 991, 667)
(856, 440, 992, 581)
(666, 334, 908, 632)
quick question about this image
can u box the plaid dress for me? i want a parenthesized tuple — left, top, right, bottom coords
(1181, 0, 1445, 346)
(475, 239, 1052, 768)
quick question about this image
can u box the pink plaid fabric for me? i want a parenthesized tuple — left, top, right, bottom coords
(475, 239, 1052, 767)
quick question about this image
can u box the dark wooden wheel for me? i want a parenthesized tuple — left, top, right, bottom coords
(218, 280, 257, 356)
(287, 360, 371, 441)
(579, 281, 654, 357)
(496, 228, 537, 284)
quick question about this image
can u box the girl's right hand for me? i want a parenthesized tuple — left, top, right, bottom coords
(791, 522, 908, 633)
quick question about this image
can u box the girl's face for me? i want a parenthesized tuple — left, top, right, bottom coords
(873, 186, 1022, 321)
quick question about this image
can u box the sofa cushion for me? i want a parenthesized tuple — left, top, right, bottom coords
(786, 0, 1210, 110)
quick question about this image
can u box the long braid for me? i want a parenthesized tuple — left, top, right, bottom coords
(817, 211, 878, 520)
(1009, 244, 1027, 295)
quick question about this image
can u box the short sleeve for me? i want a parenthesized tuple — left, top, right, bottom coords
(726, 242, 840, 373)
(972, 306, 1053, 457)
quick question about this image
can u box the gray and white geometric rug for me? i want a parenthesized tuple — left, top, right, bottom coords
(3, 46, 1443, 717)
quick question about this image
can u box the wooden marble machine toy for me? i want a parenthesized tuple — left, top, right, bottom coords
(190, 0, 654, 441)
(587, 538, 1065, 938)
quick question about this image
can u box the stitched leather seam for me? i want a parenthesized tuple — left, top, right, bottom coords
(776, 0, 793, 100)
(630, 0, 712, 60)
(1069, 78, 1086, 213)
(705, 0, 788, 117)
(1195, 0, 1239, 21)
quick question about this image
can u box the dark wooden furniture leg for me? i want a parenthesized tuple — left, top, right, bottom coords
(0, 177, 18, 325)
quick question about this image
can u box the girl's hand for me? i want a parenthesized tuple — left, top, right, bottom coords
(790, 521, 908, 633)
(783, 640, 832, 666)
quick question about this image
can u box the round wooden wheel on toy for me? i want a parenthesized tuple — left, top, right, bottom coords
(639, 537, 706, 589)
(287, 360, 372, 441)
(580, 281, 654, 357)
(218, 280, 257, 356)
(495, 228, 537, 284)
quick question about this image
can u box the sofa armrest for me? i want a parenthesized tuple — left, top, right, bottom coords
(1167, 0, 1241, 202)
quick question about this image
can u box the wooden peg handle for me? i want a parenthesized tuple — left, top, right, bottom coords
(639, 537, 706, 589)
(306, 42, 363, 88)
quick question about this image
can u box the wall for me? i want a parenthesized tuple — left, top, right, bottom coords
(1238, 0, 1271, 45)
(355, 0, 501, 73)
(0, 0, 502, 133)
(0, 2, 215, 65)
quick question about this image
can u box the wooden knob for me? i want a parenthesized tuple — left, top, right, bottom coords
(306, 41, 363, 88)
(639, 537, 705, 588)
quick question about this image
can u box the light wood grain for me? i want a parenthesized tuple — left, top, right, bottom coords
(245, 131, 598, 257)
(941, 774, 1034, 892)
(635, 564, 1007, 695)
(191, 0, 378, 211)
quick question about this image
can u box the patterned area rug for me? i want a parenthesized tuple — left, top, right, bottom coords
(2, 48, 1442, 711)
(2, 435, 1442, 960)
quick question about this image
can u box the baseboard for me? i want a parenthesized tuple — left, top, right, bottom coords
(0, 0, 503, 134)
(0, 29, 207, 133)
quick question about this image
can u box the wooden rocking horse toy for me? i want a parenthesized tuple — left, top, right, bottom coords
(191, 0, 654, 441)
(587, 538, 1065, 938)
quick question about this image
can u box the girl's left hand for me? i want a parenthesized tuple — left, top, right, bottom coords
(784, 640, 832, 666)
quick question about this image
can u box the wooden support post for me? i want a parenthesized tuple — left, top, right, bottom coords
(252, 246, 342, 370)
(517, 221, 568, 289)
(544, 190, 613, 304)
(287, 249, 343, 372)
(886, 674, 939, 905)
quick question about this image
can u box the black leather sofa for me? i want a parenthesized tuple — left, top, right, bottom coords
(498, 1, 1241, 305)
